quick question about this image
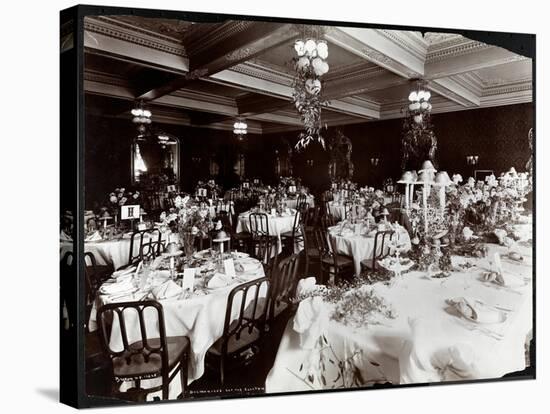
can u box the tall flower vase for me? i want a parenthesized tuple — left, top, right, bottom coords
(180, 231, 196, 259)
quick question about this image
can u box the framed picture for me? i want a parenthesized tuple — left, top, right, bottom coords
(60, 4, 535, 409)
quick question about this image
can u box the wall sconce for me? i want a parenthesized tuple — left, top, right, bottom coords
(306, 159, 314, 167)
(192, 156, 202, 164)
(370, 157, 380, 166)
(466, 155, 479, 166)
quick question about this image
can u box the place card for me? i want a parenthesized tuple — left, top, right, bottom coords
(121, 204, 140, 220)
(223, 258, 236, 278)
(182, 268, 196, 292)
(137, 223, 147, 231)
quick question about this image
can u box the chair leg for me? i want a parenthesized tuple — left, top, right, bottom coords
(220, 356, 226, 391)
(180, 353, 188, 399)
(162, 376, 169, 400)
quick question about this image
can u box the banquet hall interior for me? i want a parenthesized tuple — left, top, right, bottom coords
(61, 12, 534, 402)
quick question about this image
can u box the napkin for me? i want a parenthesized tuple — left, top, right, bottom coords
(85, 231, 102, 242)
(446, 297, 507, 324)
(296, 277, 319, 296)
(100, 278, 134, 295)
(111, 266, 136, 279)
(60, 231, 72, 241)
(432, 343, 479, 381)
(235, 259, 261, 274)
(293, 295, 329, 349)
(151, 280, 182, 300)
(207, 272, 233, 289)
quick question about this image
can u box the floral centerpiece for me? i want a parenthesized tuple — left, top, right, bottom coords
(194, 179, 222, 199)
(159, 195, 213, 257)
(102, 187, 142, 218)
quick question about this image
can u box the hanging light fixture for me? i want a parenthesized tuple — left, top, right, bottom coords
(407, 80, 432, 124)
(131, 101, 152, 125)
(233, 119, 248, 137)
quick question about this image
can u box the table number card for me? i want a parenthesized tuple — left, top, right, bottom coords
(166, 184, 176, 192)
(253, 178, 260, 184)
(182, 268, 196, 292)
(288, 185, 296, 193)
(242, 182, 250, 189)
(121, 204, 140, 220)
(223, 258, 236, 278)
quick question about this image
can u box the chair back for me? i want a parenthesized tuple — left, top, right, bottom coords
(268, 254, 301, 320)
(61, 251, 76, 330)
(97, 300, 169, 382)
(249, 212, 270, 238)
(219, 277, 270, 356)
(392, 192, 403, 205)
(84, 252, 103, 304)
(252, 235, 278, 276)
(312, 225, 332, 260)
(297, 194, 307, 207)
(372, 230, 395, 268)
(128, 228, 164, 266)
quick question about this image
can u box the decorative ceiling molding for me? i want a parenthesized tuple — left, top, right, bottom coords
(426, 40, 492, 63)
(378, 30, 428, 62)
(188, 21, 256, 57)
(95, 16, 189, 45)
(325, 27, 424, 78)
(85, 17, 186, 57)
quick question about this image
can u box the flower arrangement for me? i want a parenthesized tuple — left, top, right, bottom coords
(330, 285, 396, 327)
(160, 195, 212, 240)
(401, 96, 437, 170)
(104, 187, 141, 216)
(195, 179, 222, 198)
(292, 36, 330, 150)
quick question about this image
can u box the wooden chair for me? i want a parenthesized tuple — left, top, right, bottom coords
(370, 230, 396, 270)
(297, 194, 307, 208)
(127, 229, 164, 268)
(313, 225, 354, 285)
(206, 277, 270, 388)
(97, 301, 190, 401)
(84, 252, 112, 320)
(60, 251, 76, 331)
(252, 235, 278, 278)
(301, 224, 319, 279)
(280, 209, 304, 254)
(268, 254, 302, 321)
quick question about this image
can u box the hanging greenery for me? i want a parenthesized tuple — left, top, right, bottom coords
(292, 30, 330, 151)
(401, 110, 437, 170)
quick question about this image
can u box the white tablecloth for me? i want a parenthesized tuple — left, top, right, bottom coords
(266, 242, 533, 393)
(328, 223, 411, 275)
(283, 195, 315, 210)
(89, 256, 266, 400)
(60, 232, 170, 270)
(236, 211, 300, 253)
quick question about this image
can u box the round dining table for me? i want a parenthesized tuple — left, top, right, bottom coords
(60, 230, 171, 270)
(89, 250, 266, 400)
(328, 221, 411, 276)
(235, 210, 302, 253)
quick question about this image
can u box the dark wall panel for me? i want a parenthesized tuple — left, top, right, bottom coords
(84, 103, 533, 208)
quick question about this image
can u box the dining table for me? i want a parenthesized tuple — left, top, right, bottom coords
(235, 209, 302, 253)
(282, 194, 315, 209)
(328, 221, 412, 276)
(265, 240, 533, 393)
(88, 249, 266, 400)
(60, 229, 171, 270)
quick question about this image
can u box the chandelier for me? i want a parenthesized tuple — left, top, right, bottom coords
(233, 119, 248, 136)
(407, 81, 432, 124)
(292, 27, 329, 150)
(131, 101, 152, 136)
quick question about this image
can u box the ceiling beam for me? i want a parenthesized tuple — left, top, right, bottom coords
(236, 94, 291, 116)
(325, 27, 425, 78)
(428, 77, 480, 107)
(84, 18, 189, 74)
(136, 22, 299, 101)
(425, 45, 527, 79)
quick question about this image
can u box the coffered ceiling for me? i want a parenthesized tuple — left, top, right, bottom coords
(82, 15, 533, 134)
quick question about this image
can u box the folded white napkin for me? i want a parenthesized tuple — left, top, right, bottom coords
(293, 295, 329, 349)
(100, 278, 134, 295)
(85, 231, 102, 242)
(151, 280, 182, 300)
(432, 343, 479, 381)
(446, 297, 507, 324)
(60, 231, 72, 241)
(112, 266, 136, 279)
(235, 259, 261, 274)
(296, 277, 318, 296)
(207, 272, 233, 289)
